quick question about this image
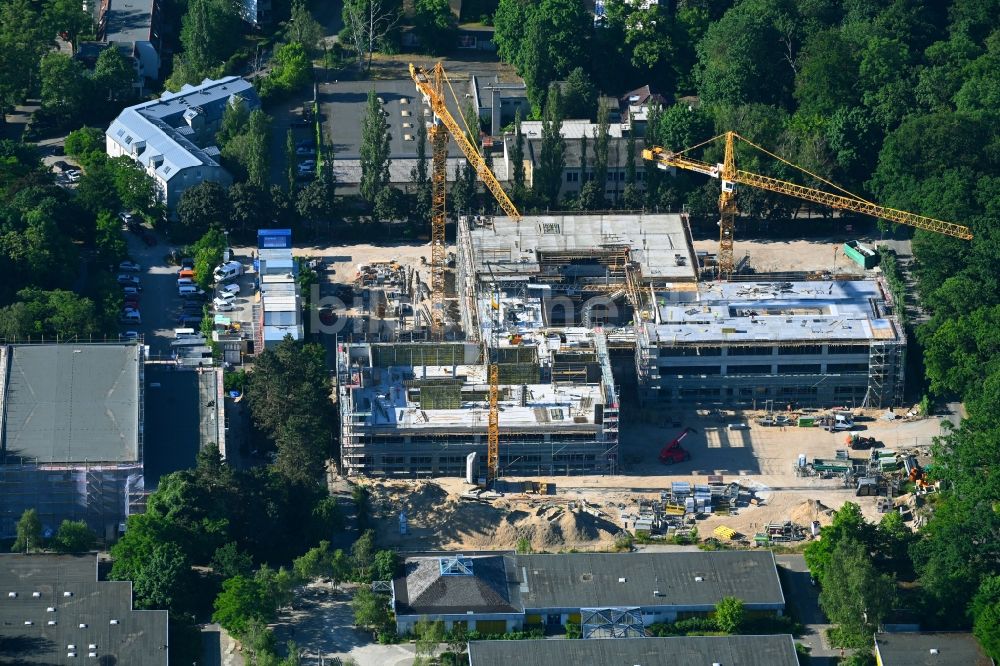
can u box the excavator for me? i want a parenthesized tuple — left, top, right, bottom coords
(642, 132, 973, 279)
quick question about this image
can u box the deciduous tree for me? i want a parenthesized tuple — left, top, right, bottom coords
(52, 520, 97, 553)
(11, 509, 42, 552)
(360, 89, 391, 203)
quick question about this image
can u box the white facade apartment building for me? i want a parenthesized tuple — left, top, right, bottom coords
(106, 76, 260, 211)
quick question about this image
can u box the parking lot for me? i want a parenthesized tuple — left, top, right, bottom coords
(123, 230, 258, 358)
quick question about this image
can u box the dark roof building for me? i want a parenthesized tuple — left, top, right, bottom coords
(394, 554, 522, 617)
(392, 551, 785, 634)
(518, 551, 785, 610)
(0, 554, 168, 664)
(468, 635, 800, 666)
(874, 632, 993, 666)
(0, 343, 144, 541)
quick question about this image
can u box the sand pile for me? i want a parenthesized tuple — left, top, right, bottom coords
(367, 480, 620, 551)
(789, 499, 835, 527)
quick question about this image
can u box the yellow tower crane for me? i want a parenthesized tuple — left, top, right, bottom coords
(642, 131, 973, 279)
(409, 62, 521, 485)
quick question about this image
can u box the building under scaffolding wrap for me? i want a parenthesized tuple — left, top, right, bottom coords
(0, 343, 144, 541)
(337, 333, 619, 478)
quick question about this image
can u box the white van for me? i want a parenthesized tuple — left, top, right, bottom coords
(177, 277, 195, 286)
(174, 328, 197, 339)
(178, 285, 205, 297)
(214, 261, 243, 282)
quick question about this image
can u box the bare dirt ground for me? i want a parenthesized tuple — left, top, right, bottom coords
(694, 236, 911, 275)
(359, 407, 947, 552)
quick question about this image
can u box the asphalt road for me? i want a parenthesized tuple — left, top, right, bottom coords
(775, 553, 843, 665)
(124, 230, 182, 357)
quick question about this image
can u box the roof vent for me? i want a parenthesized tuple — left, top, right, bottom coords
(68, 645, 76, 649)
(929, 649, 939, 655)
(79, 623, 87, 628)
(24, 620, 32, 625)
(64, 591, 73, 597)
(32, 592, 41, 598)
(618, 577, 627, 583)
(7, 592, 15, 598)
(110, 619, 120, 625)
(47, 606, 55, 612)
(695, 576, 704, 582)
(653, 590, 660, 597)
(47, 620, 57, 626)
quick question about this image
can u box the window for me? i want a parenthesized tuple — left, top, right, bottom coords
(828, 344, 869, 354)
(777, 364, 821, 374)
(727, 364, 773, 375)
(827, 363, 869, 373)
(658, 365, 722, 376)
(778, 345, 822, 355)
(658, 347, 722, 357)
(727, 346, 774, 356)
(566, 172, 579, 182)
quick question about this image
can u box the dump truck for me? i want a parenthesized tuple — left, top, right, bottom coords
(659, 427, 695, 464)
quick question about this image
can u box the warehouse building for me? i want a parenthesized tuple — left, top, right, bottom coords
(874, 632, 993, 666)
(468, 635, 799, 666)
(0, 554, 168, 664)
(337, 331, 619, 478)
(0, 344, 145, 541)
(391, 550, 785, 634)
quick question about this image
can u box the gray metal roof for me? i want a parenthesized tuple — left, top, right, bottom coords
(517, 551, 785, 610)
(468, 635, 800, 666)
(104, 0, 155, 45)
(393, 554, 523, 616)
(1, 344, 140, 464)
(0, 554, 168, 665)
(107, 76, 259, 183)
(875, 632, 993, 666)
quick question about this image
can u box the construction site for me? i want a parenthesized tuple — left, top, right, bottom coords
(323, 64, 976, 553)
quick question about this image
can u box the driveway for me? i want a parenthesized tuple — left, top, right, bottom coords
(124, 229, 182, 356)
(775, 553, 843, 665)
(272, 584, 417, 666)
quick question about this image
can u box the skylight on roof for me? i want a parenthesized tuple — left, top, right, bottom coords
(439, 556, 474, 576)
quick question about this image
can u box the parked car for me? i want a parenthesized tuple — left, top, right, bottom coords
(178, 285, 206, 297)
(120, 331, 140, 341)
(66, 170, 81, 183)
(118, 260, 141, 272)
(180, 257, 195, 271)
(120, 309, 141, 324)
(215, 290, 237, 303)
(213, 260, 243, 282)
(296, 140, 314, 149)
(177, 277, 195, 286)
(214, 301, 235, 312)
(122, 285, 141, 297)
(296, 146, 314, 156)
(118, 276, 140, 288)
(219, 283, 240, 296)
(178, 269, 196, 279)
(119, 211, 134, 225)
(177, 315, 202, 327)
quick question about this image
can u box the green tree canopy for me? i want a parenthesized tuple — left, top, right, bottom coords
(714, 596, 745, 634)
(11, 508, 42, 552)
(177, 182, 229, 241)
(360, 89, 391, 203)
(52, 520, 97, 553)
(413, 0, 457, 55)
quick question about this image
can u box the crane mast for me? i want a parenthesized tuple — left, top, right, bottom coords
(410, 62, 523, 485)
(643, 131, 972, 279)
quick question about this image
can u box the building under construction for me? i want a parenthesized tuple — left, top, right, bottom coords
(337, 330, 619, 478)
(457, 213, 905, 409)
(0, 343, 145, 542)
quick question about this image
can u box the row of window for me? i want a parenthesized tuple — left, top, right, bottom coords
(565, 169, 645, 183)
(658, 344, 871, 357)
(658, 362, 869, 376)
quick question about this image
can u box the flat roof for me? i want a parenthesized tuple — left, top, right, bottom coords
(344, 364, 605, 430)
(518, 551, 785, 610)
(143, 367, 212, 488)
(0, 554, 168, 665)
(323, 79, 470, 159)
(468, 635, 799, 666)
(875, 632, 993, 666)
(104, 0, 154, 44)
(648, 279, 903, 345)
(1, 344, 140, 464)
(466, 213, 697, 283)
